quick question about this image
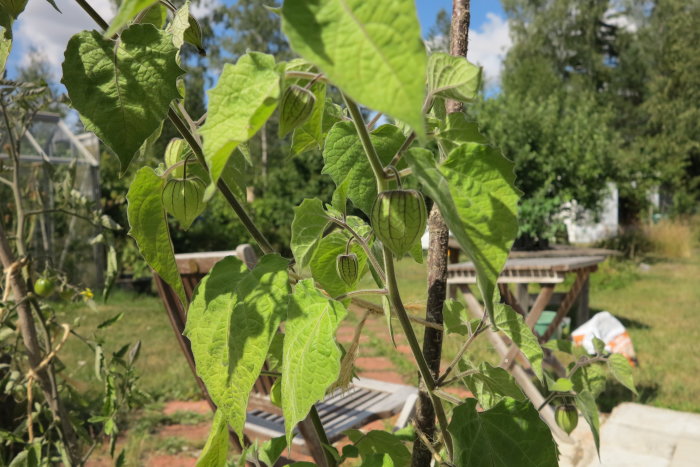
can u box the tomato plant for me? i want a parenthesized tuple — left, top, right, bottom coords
(0, 0, 639, 465)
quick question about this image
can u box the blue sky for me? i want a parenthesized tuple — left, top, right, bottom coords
(6, 0, 511, 86)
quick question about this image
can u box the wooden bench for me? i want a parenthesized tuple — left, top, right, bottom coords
(153, 247, 417, 464)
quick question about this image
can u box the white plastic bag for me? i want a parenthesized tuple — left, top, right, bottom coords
(571, 311, 638, 366)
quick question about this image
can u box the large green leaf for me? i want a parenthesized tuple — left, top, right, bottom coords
(281, 0, 427, 137)
(184, 254, 290, 440)
(126, 167, 186, 305)
(427, 52, 481, 102)
(448, 398, 558, 467)
(0, 30, 9, 73)
(323, 122, 405, 215)
(403, 145, 520, 323)
(290, 198, 330, 269)
(200, 52, 280, 192)
(62, 25, 183, 173)
(571, 361, 607, 397)
(459, 361, 526, 410)
(436, 113, 488, 156)
(167, 0, 191, 50)
(105, 0, 158, 37)
(309, 230, 369, 298)
(442, 299, 471, 336)
(575, 390, 601, 454)
(346, 430, 411, 466)
(282, 280, 347, 446)
(494, 304, 543, 381)
(443, 143, 520, 321)
(607, 353, 637, 395)
(195, 410, 229, 467)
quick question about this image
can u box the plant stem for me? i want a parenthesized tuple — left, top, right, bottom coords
(387, 132, 415, 169)
(436, 318, 486, 385)
(383, 247, 453, 458)
(0, 220, 80, 463)
(342, 96, 387, 193)
(309, 406, 337, 467)
(334, 288, 387, 301)
(75, 0, 109, 29)
(342, 91, 453, 458)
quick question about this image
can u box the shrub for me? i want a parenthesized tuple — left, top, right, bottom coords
(644, 219, 693, 259)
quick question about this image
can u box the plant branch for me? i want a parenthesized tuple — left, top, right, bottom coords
(75, 0, 109, 29)
(567, 355, 607, 379)
(343, 90, 454, 457)
(342, 96, 387, 193)
(309, 405, 337, 467)
(383, 247, 453, 458)
(436, 317, 487, 385)
(437, 369, 479, 388)
(334, 288, 387, 301)
(387, 132, 415, 169)
(367, 112, 383, 130)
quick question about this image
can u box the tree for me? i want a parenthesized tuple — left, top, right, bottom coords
(639, 0, 700, 213)
(479, 0, 644, 242)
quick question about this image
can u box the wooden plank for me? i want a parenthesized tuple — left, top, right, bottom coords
(541, 269, 592, 342)
(575, 276, 590, 328)
(449, 255, 607, 273)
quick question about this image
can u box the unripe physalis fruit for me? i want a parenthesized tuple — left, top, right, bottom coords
(161, 177, 206, 230)
(371, 189, 427, 257)
(336, 253, 359, 286)
(278, 84, 316, 137)
(555, 404, 579, 435)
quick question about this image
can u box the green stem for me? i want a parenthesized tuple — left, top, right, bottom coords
(436, 319, 487, 385)
(342, 92, 453, 458)
(383, 247, 453, 458)
(334, 288, 388, 301)
(309, 405, 337, 467)
(342, 96, 387, 193)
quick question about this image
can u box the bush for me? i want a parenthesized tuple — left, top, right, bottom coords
(644, 219, 693, 259)
(596, 227, 653, 260)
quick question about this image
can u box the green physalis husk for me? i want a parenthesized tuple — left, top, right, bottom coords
(336, 253, 359, 286)
(371, 189, 427, 257)
(555, 404, 579, 435)
(161, 176, 206, 230)
(278, 84, 316, 137)
(164, 138, 191, 178)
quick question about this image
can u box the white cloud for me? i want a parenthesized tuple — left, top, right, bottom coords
(11, 0, 114, 76)
(468, 12, 511, 87)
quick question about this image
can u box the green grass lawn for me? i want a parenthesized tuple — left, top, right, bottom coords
(56, 291, 200, 401)
(57, 249, 700, 413)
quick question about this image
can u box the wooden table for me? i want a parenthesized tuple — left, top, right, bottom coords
(447, 254, 608, 440)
